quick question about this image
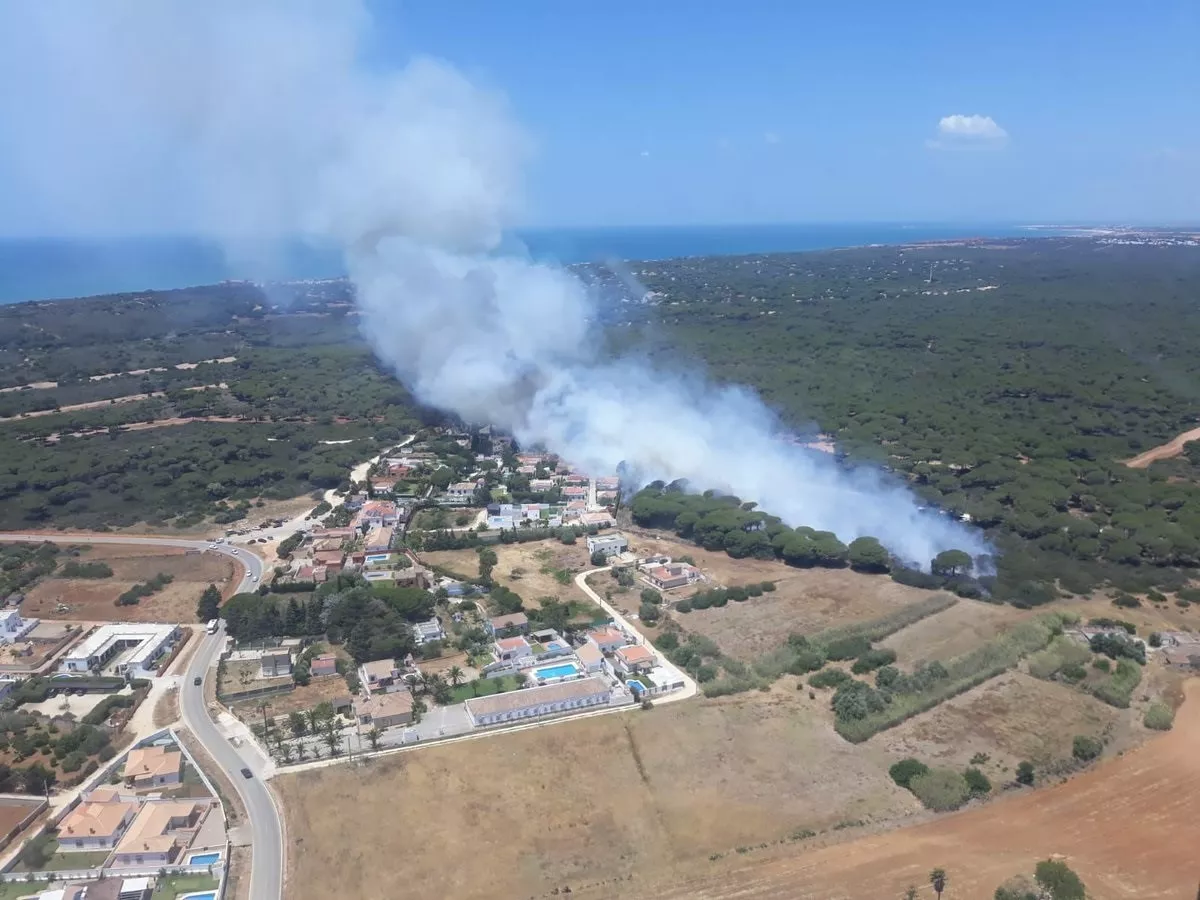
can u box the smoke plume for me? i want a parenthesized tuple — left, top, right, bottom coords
(0, 0, 988, 566)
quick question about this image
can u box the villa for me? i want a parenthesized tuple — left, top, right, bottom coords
(310, 653, 338, 677)
(586, 626, 627, 653)
(58, 797, 138, 852)
(494, 635, 533, 664)
(613, 644, 655, 676)
(123, 745, 184, 790)
(354, 690, 414, 730)
(111, 800, 213, 868)
(464, 675, 612, 726)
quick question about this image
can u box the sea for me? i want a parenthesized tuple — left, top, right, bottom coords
(0, 223, 1060, 305)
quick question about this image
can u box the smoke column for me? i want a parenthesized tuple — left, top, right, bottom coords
(0, 0, 988, 566)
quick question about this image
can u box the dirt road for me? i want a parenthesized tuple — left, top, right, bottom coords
(1124, 425, 1200, 468)
(651, 679, 1200, 900)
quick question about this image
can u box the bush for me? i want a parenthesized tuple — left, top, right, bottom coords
(808, 668, 851, 689)
(1089, 632, 1146, 664)
(888, 757, 929, 788)
(656, 631, 679, 652)
(1143, 702, 1174, 731)
(1033, 859, 1087, 900)
(963, 766, 992, 796)
(908, 768, 970, 811)
(1072, 735, 1103, 762)
(674, 599, 692, 614)
(785, 649, 827, 676)
(1015, 761, 1035, 785)
(850, 647, 897, 674)
(824, 635, 872, 661)
(760, 581, 776, 592)
(59, 560, 113, 578)
(1060, 662, 1086, 682)
(638, 602, 660, 624)
(1092, 657, 1111, 672)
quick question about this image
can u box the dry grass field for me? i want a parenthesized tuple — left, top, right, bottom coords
(277, 687, 919, 900)
(231, 675, 350, 718)
(880, 599, 1031, 664)
(23, 545, 238, 622)
(420, 540, 593, 610)
(879, 671, 1120, 772)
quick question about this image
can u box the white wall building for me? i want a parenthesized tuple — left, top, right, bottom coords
(586, 533, 629, 558)
(59, 624, 181, 679)
(464, 675, 612, 726)
(0, 609, 39, 644)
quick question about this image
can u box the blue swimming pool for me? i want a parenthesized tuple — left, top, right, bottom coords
(180, 893, 216, 900)
(365, 553, 390, 562)
(534, 661, 581, 681)
(187, 851, 221, 865)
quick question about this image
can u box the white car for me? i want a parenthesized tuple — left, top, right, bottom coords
(250, 574, 258, 582)
(231, 549, 239, 555)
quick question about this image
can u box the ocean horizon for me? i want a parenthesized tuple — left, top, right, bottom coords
(0, 223, 1068, 305)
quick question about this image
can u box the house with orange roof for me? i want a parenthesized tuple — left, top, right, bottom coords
(123, 744, 183, 790)
(494, 635, 533, 664)
(586, 626, 627, 654)
(310, 653, 338, 677)
(58, 797, 138, 852)
(111, 800, 212, 867)
(613, 644, 655, 676)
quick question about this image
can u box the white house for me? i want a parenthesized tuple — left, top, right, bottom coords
(586, 626, 627, 654)
(575, 641, 605, 674)
(412, 617, 444, 645)
(613, 644, 655, 676)
(59, 623, 180, 679)
(0, 609, 39, 644)
(58, 795, 138, 852)
(586, 533, 628, 558)
(494, 635, 534, 664)
(464, 675, 612, 726)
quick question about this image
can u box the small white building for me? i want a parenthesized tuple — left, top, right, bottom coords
(586, 533, 629, 558)
(464, 675, 612, 726)
(412, 618, 445, 645)
(0, 609, 39, 644)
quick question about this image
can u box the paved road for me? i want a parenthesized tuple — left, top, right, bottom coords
(0, 531, 281, 900)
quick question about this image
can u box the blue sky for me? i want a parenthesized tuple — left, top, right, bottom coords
(369, 0, 1199, 225)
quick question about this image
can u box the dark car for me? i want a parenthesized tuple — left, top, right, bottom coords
(193, 676, 202, 686)
(240, 767, 253, 779)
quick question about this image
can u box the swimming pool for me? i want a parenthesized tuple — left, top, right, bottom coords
(365, 553, 390, 563)
(180, 893, 216, 900)
(187, 851, 221, 865)
(534, 661, 581, 681)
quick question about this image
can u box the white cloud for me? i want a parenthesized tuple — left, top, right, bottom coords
(926, 114, 1008, 150)
(639, 149, 650, 157)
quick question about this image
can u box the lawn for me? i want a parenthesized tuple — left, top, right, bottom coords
(9, 841, 109, 873)
(449, 675, 519, 704)
(161, 873, 219, 898)
(0, 882, 51, 900)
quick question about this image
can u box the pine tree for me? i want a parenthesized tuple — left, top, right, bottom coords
(196, 584, 221, 622)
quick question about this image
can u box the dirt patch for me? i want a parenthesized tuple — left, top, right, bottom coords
(880, 600, 1031, 664)
(420, 540, 593, 610)
(647, 678, 1200, 900)
(1123, 425, 1200, 468)
(276, 687, 917, 900)
(22, 545, 238, 622)
(231, 675, 351, 719)
(153, 686, 181, 728)
(881, 671, 1120, 771)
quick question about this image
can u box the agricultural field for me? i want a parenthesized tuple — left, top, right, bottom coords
(21, 545, 238, 622)
(879, 599, 1031, 664)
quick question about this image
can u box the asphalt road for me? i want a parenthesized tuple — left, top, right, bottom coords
(0, 531, 282, 900)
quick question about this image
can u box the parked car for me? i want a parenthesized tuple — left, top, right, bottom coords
(193, 676, 202, 686)
(240, 767, 253, 779)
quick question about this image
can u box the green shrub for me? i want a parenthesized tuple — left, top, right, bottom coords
(1034, 859, 1087, 900)
(1092, 657, 1111, 672)
(888, 757, 929, 788)
(1015, 761, 1034, 785)
(1072, 735, 1102, 762)
(1143, 702, 1174, 731)
(824, 635, 871, 661)
(963, 766, 992, 796)
(850, 647, 897, 674)
(808, 668, 851, 689)
(760, 581, 776, 592)
(1091, 658, 1142, 708)
(675, 599, 692, 613)
(1060, 662, 1086, 682)
(908, 768, 970, 811)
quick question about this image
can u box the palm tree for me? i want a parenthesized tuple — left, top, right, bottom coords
(278, 743, 294, 765)
(305, 708, 321, 734)
(367, 728, 381, 751)
(294, 739, 307, 762)
(310, 741, 322, 760)
(904, 888, 917, 900)
(448, 665, 464, 687)
(930, 868, 947, 900)
(323, 724, 341, 756)
(411, 697, 427, 724)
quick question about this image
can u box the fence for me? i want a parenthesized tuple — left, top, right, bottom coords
(0, 796, 47, 855)
(0, 861, 224, 883)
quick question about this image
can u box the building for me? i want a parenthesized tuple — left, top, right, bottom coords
(0, 610, 39, 644)
(354, 689, 414, 730)
(465, 675, 612, 726)
(440, 481, 479, 506)
(613, 644, 655, 676)
(0, 678, 16, 702)
(494, 636, 533, 664)
(58, 798, 138, 852)
(487, 612, 529, 637)
(310, 653, 338, 678)
(586, 626, 627, 653)
(313, 549, 346, 570)
(586, 533, 628, 558)
(412, 618, 444, 645)
(111, 800, 211, 868)
(529, 478, 556, 492)
(364, 525, 394, 553)
(1163, 646, 1200, 669)
(359, 658, 403, 694)
(575, 641, 605, 674)
(562, 486, 588, 502)
(358, 500, 400, 528)
(259, 649, 292, 678)
(123, 745, 184, 790)
(59, 624, 180, 679)
(580, 511, 615, 527)
(645, 563, 698, 591)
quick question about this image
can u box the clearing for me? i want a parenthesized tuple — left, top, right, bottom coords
(1123, 425, 1200, 468)
(22, 544, 238, 622)
(420, 540, 593, 610)
(880, 599, 1031, 663)
(648, 678, 1200, 900)
(231, 674, 352, 718)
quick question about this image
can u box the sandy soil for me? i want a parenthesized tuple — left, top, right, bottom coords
(22, 545, 237, 622)
(648, 678, 1200, 900)
(1124, 425, 1200, 468)
(231, 675, 351, 719)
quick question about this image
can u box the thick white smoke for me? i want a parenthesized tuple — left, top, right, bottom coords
(0, 0, 989, 566)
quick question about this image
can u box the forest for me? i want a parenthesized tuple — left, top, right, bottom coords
(2, 238, 1199, 604)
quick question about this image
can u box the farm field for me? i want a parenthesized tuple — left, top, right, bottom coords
(22, 544, 238, 622)
(420, 540, 593, 611)
(649, 679, 1200, 900)
(276, 687, 919, 900)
